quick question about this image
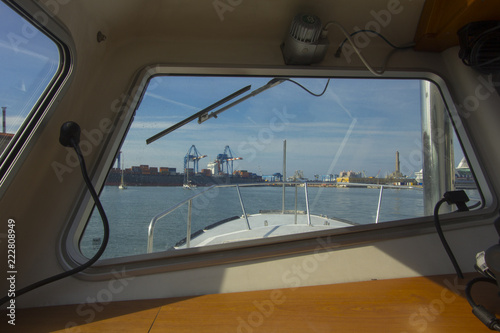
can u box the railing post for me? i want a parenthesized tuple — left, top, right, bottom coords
(304, 182, 311, 226)
(294, 183, 298, 224)
(186, 199, 193, 248)
(147, 219, 155, 253)
(236, 184, 251, 230)
(147, 185, 215, 253)
(375, 185, 384, 224)
(282, 140, 286, 214)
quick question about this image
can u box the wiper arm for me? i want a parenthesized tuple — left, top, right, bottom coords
(146, 85, 251, 144)
(198, 78, 285, 124)
(146, 78, 286, 144)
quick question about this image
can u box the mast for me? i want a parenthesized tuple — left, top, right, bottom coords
(282, 140, 286, 214)
(119, 151, 126, 189)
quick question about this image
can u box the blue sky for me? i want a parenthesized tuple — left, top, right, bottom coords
(0, 2, 465, 180)
(123, 76, 424, 179)
(0, 1, 59, 132)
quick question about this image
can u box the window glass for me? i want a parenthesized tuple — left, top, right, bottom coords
(80, 76, 481, 259)
(0, 1, 60, 155)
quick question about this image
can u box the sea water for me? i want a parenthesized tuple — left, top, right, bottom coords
(80, 186, 480, 259)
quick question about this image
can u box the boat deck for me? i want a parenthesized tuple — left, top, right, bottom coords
(175, 212, 354, 248)
(2, 273, 498, 332)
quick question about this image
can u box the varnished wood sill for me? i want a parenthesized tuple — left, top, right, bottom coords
(1, 273, 499, 332)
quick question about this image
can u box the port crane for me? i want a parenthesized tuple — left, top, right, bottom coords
(183, 145, 206, 187)
(184, 145, 206, 174)
(215, 145, 242, 175)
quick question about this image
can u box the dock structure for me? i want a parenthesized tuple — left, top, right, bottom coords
(0, 107, 14, 154)
(335, 176, 417, 186)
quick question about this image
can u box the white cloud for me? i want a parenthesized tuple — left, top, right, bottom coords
(145, 92, 199, 111)
(0, 39, 53, 62)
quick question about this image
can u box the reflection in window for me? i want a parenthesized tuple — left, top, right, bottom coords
(0, 2, 60, 155)
(80, 76, 481, 259)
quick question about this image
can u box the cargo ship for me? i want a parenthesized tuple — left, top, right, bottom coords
(105, 165, 264, 187)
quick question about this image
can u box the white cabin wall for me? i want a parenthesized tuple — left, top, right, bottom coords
(0, 0, 129, 306)
(17, 222, 498, 307)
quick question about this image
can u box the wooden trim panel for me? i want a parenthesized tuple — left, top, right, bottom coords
(414, 0, 500, 51)
(2, 273, 499, 332)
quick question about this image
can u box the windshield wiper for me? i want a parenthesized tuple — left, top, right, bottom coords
(198, 78, 285, 124)
(146, 78, 286, 144)
(146, 85, 251, 144)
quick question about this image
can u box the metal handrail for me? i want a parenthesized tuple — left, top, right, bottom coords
(147, 185, 215, 253)
(146, 181, 410, 252)
(147, 182, 305, 253)
(375, 185, 384, 224)
(336, 182, 420, 223)
(236, 184, 251, 230)
(304, 182, 311, 226)
(294, 185, 298, 224)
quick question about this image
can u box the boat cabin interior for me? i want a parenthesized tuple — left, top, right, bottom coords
(1, 0, 500, 331)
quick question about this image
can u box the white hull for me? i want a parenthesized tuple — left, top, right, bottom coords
(175, 212, 355, 248)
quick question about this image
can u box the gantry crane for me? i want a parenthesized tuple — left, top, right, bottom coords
(184, 145, 207, 174)
(215, 145, 242, 175)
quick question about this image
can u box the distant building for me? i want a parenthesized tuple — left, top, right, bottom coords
(290, 170, 307, 182)
(415, 169, 423, 185)
(339, 170, 362, 178)
(322, 174, 337, 182)
(207, 161, 218, 175)
(0, 107, 14, 154)
(337, 176, 384, 184)
(414, 158, 475, 189)
(0, 132, 14, 154)
(455, 158, 475, 189)
(263, 173, 282, 182)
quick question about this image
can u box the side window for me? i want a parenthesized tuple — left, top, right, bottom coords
(0, 1, 60, 156)
(80, 76, 482, 259)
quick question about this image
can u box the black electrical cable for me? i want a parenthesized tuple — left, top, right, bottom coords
(434, 198, 464, 279)
(468, 200, 482, 210)
(474, 263, 496, 280)
(283, 78, 330, 97)
(0, 137, 109, 306)
(335, 29, 414, 57)
(465, 277, 500, 331)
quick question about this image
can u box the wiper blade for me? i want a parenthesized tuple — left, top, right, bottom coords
(146, 85, 251, 144)
(198, 78, 285, 124)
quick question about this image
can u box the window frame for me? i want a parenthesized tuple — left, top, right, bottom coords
(61, 64, 496, 280)
(0, 0, 73, 194)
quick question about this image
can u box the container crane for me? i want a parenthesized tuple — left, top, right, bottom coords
(216, 145, 242, 175)
(184, 145, 206, 174)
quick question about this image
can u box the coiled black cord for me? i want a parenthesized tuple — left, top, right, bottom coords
(434, 197, 464, 279)
(465, 277, 500, 331)
(0, 135, 109, 306)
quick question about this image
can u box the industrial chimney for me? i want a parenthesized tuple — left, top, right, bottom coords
(1, 107, 6, 133)
(395, 151, 400, 174)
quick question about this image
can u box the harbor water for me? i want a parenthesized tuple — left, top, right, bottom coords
(80, 185, 480, 259)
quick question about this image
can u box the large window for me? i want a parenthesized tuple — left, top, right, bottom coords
(80, 75, 481, 259)
(0, 1, 60, 156)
